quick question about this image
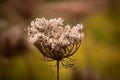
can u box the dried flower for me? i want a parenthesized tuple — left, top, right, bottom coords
(27, 17, 84, 80)
(27, 17, 84, 60)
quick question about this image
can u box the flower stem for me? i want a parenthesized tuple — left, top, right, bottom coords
(57, 60, 60, 80)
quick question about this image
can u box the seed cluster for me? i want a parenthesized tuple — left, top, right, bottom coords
(27, 17, 84, 60)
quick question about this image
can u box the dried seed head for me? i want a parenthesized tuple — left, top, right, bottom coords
(27, 17, 84, 60)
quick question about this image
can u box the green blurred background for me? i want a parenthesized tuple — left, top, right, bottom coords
(0, 0, 120, 80)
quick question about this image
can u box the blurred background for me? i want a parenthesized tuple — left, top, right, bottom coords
(0, 0, 120, 80)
